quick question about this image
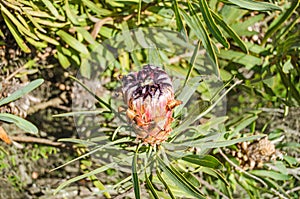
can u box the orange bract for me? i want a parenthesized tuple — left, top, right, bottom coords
(0, 126, 12, 145)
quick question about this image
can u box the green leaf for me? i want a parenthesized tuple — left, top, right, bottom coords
(75, 27, 96, 44)
(183, 172, 200, 187)
(25, 37, 48, 49)
(0, 113, 38, 134)
(174, 76, 202, 116)
(54, 162, 116, 194)
(137, 0, 142, 24)
(89, 175, 111, 198)
(158, 157, 205, 199)
(132, 152, 141, 199)
(23, 10, 46, 33)
(182, 155, 223, 169)
(199, 0, 229, 48)
(184, 40, 200, 86)
(181, 135, 264, 149)
(283, 156, 298, 166)
(35, 30, 60, 45)
(69, 76, 112, 112)
(65, 0, 80, 25)
(232, 115, 258, 136)
(145, 172, 159, 199)
(211, 10, 248, 53)
(157, 171, 176, 199)
(57, 30, 89, 55)
(0, 79, 44, 106)
(181, 2, 219, 76)
(277, 64, 300, 105)
(172, 0, 188, 41)
(52, 110, 105, 117)
(262, 1, 299, 45)
(174, 79, 241, 134)
(0, 4, 38, 40)
(22, 8, 55, 19)
(231, 14, 264, 37)
(2, 13, 31, 53)
(81, 0, 112, 16)
(121, 21, 134, 52)
(80, 56, 91, 78)
(201, 167, 229, 186)
(34, 18, 69, 28)
(57, 47, 71, 69)
(52, 137, 130, 171)
(250, 170, 291, 181)
(218, 49, 261, 69)
(227, 0, 282, 11)
(41, 0, 60, 19)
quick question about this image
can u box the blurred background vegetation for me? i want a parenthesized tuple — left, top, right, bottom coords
(0, 0, 299, 198)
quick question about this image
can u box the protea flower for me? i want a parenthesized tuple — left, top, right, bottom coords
(121, 65, 181, 145)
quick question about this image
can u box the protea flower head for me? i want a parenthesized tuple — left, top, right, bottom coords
(121, 64, 181, 145)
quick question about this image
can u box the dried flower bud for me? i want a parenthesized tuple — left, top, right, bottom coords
(121, 65, 181, 145)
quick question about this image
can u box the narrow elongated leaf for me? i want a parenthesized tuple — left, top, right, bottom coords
(57, 30, 89, 55)
(158, 157, 205, 199)
(41, 0, 60, 18)
(51, 137, 130, 171)
(23, 10, 46, 33)
(175, 76, 203, 116)
(1, 1, 22, 11)
(199, 0, 229, 48)
(121, 22, 134, 52)
(232, 115, 258, 136)
(218, 49, 261, 69)
(57, 48, 71, 68)
(211, 11, 248, 53)
(0, 79, 44, 106)
(54, 162, 116, 194)
(25, 37, 48, 48)
(22, 8, 55, 19)
(145, 172, 159, 199)
(185, 134, 264, 149)
(250, 170, 291, 181)
(184, 40, 200, 86)
(75, 27, 96, 44)
(35, 30, 59, 45)
(81, 0, 112, 16)
(69, 76, 112, 111)
(262, 1, 299, 45)
(172, 0, 188, 41)
(201, 167, 229, 186)
(16, 12, 30, 29)
(34, 18, 69, 28)
(277, 64, 300, 105)
(89, 175, 111, 198)
(228, 0, 281, 11)
(181, 3, 219, 76)
(157, 171, 176, 199)
(0, 113, 38, 134)
(132, 152, 141, 199)
(137, 0, 142, 24)
(182, 155, 223, 169)
(1, 4, 38, 40)
(2, 13, 31, 53)
(65, 0, 80, 25)
(174, 80, 242, 134)
(53, 110, 105, 117)
(80, 56, 91, 78)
